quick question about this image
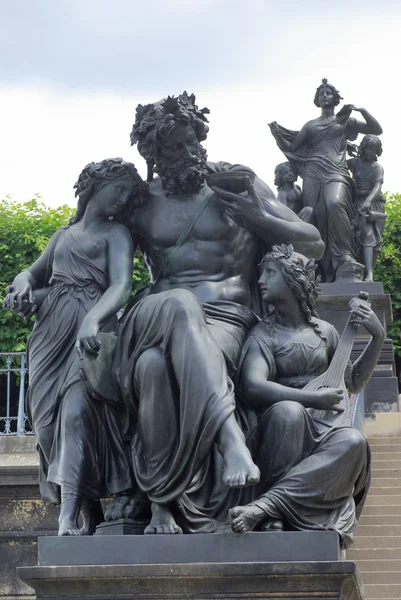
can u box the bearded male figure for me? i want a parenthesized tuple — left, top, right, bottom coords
(113, 92, 324, 535)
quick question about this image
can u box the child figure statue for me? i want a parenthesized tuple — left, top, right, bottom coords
(348, 135, 385, 281)
(274, 162, 303, 214)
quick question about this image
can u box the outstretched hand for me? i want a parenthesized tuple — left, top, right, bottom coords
(211, 176, 266, 227)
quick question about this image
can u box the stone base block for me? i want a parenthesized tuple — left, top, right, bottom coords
(18, 561, 364, 600)
(36, 531, 341, 565)
(95, 517, 147, 535)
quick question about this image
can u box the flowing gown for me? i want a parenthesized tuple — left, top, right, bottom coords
(274, 115, 359, 280)
(237, 318, 370, 548)
(27, 227, 133, 504)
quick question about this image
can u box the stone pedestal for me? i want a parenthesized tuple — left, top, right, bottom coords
(317, 281, 398, 415)
(18, 562, 363, 600)
(17, 533, 364, 600)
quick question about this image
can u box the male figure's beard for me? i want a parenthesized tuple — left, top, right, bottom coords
(155, 146, 208, 196)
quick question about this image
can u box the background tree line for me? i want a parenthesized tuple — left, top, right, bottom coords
(1, 194, 400, 363)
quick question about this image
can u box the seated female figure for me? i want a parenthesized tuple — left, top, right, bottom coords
(231, 244, 384, 547)
(3, 158, 147, 536)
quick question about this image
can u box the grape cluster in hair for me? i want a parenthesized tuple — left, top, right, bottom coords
(70, 158, 148, 224)
(261, 244, 326, 340)
(130, 92, 210, 181)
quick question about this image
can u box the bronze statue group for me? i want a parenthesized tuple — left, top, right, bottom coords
(3, 82, 385, 547)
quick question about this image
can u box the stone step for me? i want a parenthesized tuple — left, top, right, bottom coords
(370, 478, 401, 487)
(371, 468, 401, 478)
(364, 583, 401, 598)
(371, 453, 401, 462)
(358, 514, 401, 525)
(357, 559, 401, 572)
(352, 536, 401, 549)
(348, 547, 401, 560)
(365, 495, 401, 506)
(0, 436, 36, 454)
(363, 504, 401, 516)
(371, 460, 401, 470)
(356, 524, 401, 536)
(366, 487, 401, 496)
(0, 453, 39, 467)
(370, 444, 401, 452)
(369, 437, 401, 445)
(363, 571, 401, 584)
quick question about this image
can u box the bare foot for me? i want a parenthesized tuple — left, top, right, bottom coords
(230, 504, 266, 533)
(80, 498, 104, 535)
(144, 502, 183, 535)
(58, 495, 82, 536)
(218, 414, 260, 488)
(58, 519, 83, 536)
(261, 519, 284, 532)
(222, 446, 260, 488)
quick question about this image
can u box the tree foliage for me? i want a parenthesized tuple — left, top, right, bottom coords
(374, 193, 401, 357)
(0, 196, 149, 352)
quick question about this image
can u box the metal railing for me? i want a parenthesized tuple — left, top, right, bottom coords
(0, 352, 32, 435)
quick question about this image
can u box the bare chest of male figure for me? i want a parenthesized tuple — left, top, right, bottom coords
(132, 180, 260, 305)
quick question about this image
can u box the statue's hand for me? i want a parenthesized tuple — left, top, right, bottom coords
(308, 388, 344, 412)
(361, 199, 372, 213)
(347, 104, 363, 113)
(211, 176, 265, 227)
(350, 304, 384, 339)
(76, 317, 101, 358)
(2, 283, 33, 315)
(268, 121, 281, 140)
(341, 104, 364, 117)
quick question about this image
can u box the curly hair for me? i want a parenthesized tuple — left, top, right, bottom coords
(261, 244, 325, 339)
(130, 92, 210, 181)
(274, 162, 298, 188)
(358, 135, 383, 159)
(71, 158, 148, 224)
(313, 78, 343, 108)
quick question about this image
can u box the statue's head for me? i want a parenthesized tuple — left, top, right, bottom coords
(358, 135, 383, 161)
(259, 244, 319, 323)
(313, 78, 342, 108)
(71, 158, 148, 224)
(130, 91, 210, 195)
(274, 162, 297, 188)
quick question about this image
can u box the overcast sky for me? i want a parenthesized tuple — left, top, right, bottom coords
(1, 0, 399, 207)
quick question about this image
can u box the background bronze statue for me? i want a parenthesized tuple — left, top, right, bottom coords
(2, 158, 146, 536)
(348, 135, 385, 281)
(230, 244, 384, 547)
(269, 79, 383, 282)
(110, 91, 324, 535)
(274, 162, 303, 214)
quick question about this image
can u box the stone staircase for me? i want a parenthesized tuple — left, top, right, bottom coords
(348, 436, 401, 599)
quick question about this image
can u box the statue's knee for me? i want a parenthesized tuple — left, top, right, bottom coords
(326, 190, 342, 213)
(136, 347, 166, 380)
(268, 401, 305, 427)
(342, 429, 367, 457)
(162, 289, 203, 321)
